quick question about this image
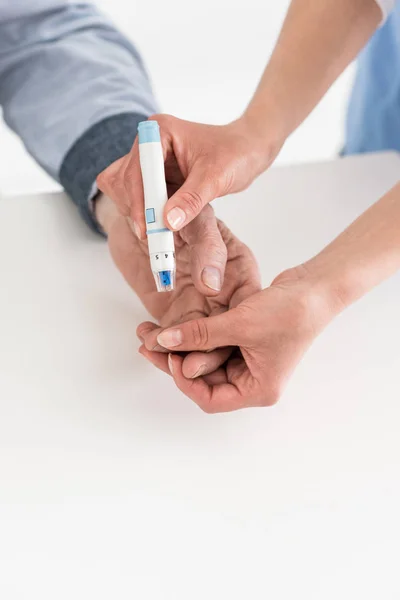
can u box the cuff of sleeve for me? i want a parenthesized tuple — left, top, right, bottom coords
(375, 0, 395, 26)
(59, 112, 148, 235)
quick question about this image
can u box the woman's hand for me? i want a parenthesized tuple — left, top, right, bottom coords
(96, 194, 261, 379)
(96, 114, 282, 238)
(141, 266, 341, 413)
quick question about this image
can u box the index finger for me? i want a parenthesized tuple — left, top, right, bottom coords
(96, 155, 130, 216)
(96, 139, 147, 238)
(137, 320, 233, 375)
(121, 137, 147, 239)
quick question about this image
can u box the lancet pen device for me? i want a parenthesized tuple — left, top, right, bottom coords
(138, 120, 176, 292)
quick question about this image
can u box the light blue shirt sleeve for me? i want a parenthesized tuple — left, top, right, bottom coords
(375, 0, 397, 23)
(0, 2, 158, 232)
(0, 2, 157, 179)
(344, 1, 400, 158)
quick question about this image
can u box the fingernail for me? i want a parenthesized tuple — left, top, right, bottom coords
(168, 354, 174, 375)
(157, 329, 182, 348)
(202, 266, 222, 291)
(167, 207, 186, 230)
(128, 218, 141, 239)
(190, 364, 206, 379)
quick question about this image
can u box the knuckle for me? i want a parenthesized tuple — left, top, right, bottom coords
(201, 204, 215, 218)
(193, 229, 227, 263)
(122, 166, 138, 186)
(110, 171, 125, 192)
(98, 167, 117, 190)
(189, 319, 209, 348)
(96, 170, 108, 189)
(112, 181, 128, 205)
(123, 173, 143, 208)
(198, 401, 216, 415)
(208, 163, 230, 191)
(205, 238, 227, 263)
(149, 112, 164, 121)
(149, 113, 173, 127)
(260, 384, 282, 407)
(206, 168, 223, 195)
(179, 189, 205, 216)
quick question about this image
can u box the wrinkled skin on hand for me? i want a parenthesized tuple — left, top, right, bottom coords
(142, 266, 335, 413)
(106, 204, 261, 379)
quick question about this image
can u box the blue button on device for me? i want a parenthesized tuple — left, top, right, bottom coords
(138, 121, 161, 144)
(146, 208, 156, 224)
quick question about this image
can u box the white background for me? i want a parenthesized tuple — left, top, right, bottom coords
(0, 0, 355, 194)
(2, 4, 400, 599)
(2, 152, 400, 600)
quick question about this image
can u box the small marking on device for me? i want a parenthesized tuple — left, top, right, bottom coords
(147, 227, 169, 235)
(145, 208, 156, 224)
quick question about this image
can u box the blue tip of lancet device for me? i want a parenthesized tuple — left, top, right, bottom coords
(160, 270, 172, 286)
(155, 269, 174, 292)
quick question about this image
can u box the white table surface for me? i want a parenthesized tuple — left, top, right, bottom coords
(1, 152, 400, 599)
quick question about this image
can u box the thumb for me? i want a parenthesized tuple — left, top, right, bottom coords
(156, 310, 240, 352)
(179, 205, 227, 296)
(165, 165, 221, 231)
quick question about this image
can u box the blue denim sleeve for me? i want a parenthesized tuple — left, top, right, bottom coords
(0, 3, 158, 233)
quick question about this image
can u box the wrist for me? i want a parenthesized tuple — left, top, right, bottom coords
(297, 258, 358, 324)
(272, 262, 350, 335)
(229, 110, 286, 174)
(239, 99, 288, 164)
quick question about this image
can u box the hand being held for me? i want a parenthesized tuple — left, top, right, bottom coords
(97, 114, 280, 238)
(96, 194, 261, 381)
(144, 267, 341, 413)
(133, 216, 261, 380)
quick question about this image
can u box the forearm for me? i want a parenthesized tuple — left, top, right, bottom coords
(0, 3, 157, 232)
(305, 182, 400, 316)
(243, 0, 381, 147)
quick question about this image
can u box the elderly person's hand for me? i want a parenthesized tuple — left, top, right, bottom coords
(142, 176, 400, 413)
(141, 266, 341, 413)
(95, 194, 261, 378)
